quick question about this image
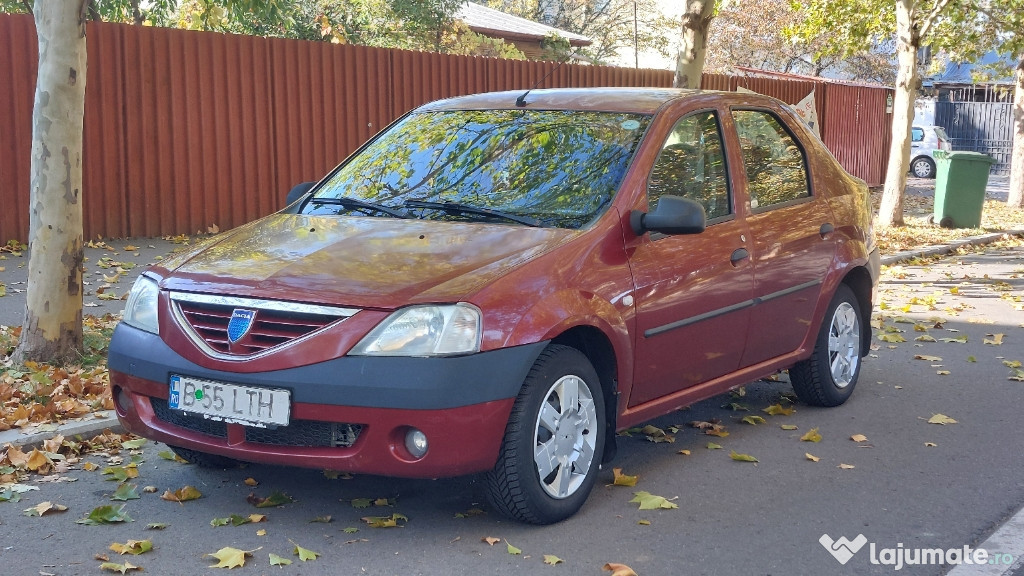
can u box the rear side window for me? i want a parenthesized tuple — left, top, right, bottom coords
(933, 127, 949, 141)
(732, 110, 810, 209)
(912, 127, 925, 142)
(647, 111, 731, 220)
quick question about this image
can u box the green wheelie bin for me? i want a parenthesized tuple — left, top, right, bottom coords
(931, 150, 996, 229)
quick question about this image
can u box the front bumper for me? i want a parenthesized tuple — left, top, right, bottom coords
(109, 324, 547, 477)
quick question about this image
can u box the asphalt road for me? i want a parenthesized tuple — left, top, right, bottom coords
(1, 242, 1023, 575)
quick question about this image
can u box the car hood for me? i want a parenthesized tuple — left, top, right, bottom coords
(157, 214, 579, 309)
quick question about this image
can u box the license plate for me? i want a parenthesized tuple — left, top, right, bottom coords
(169, 375, 291, 428)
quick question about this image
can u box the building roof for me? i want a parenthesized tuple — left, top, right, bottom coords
(932, 52, 1015, 85)
(456, 2, 592, 47)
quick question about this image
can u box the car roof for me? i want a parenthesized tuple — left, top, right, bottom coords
(416, 87, 752, 115)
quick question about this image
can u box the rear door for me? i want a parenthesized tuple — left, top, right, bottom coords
(727, 108, 837, 367)
(627, 108, 753, 407)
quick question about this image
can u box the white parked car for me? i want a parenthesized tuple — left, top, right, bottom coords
(910, 125, 952, 178)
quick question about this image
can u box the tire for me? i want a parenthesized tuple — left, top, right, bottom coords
(790, 284, 863, 407)
(486, 344, 605, 525)
(911, 156, 936, 178)
(169, 445, 240, 469)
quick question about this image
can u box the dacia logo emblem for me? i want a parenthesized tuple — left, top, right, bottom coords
(227, 309, 257, 343)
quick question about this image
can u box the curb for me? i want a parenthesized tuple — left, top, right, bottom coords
(0, 410, 123, 450)
(880, 229, 1024, 266)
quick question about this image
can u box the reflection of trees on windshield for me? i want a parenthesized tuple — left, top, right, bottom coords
(732, 111, 809, 208)
(308, 110, 651, 228)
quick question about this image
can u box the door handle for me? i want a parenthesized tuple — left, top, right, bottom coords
(730, 248, 749, 266)
(819, 223, 834, 238)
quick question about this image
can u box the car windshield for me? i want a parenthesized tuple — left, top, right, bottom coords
(304, 109, 651, 229)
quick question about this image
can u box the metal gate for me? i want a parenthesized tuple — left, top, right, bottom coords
(935, 101, 1014, 174)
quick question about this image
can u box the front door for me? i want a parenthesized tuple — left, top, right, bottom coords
(628, 109, 753, 407)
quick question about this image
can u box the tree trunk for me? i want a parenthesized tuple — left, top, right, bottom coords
(13, 0, 88, 365)
(674, 0, 716, 89)
(1009, 54, 1024, 209)
(877, 0, 920, 228)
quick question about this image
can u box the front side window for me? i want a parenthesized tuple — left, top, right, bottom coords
(732, 110, 810, 209)
(305, 109, 651, 229)
(647, 111, 730, 220)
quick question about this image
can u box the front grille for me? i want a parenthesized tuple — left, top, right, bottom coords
(169, 293, 357, 358)
(151, 398, 362, 448)
(246, 421, 362, 448)
(151, 398, 228, 438)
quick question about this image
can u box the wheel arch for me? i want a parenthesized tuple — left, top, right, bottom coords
(550, 326, 620, 464)
(841, 266, 874, 356)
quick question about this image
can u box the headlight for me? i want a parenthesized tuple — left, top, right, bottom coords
(123, 276, 160, 334)
(350, 304, 481, 357)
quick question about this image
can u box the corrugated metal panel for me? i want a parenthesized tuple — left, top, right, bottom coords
(0, 14, 36, 243)
(0, 14, 886, 240)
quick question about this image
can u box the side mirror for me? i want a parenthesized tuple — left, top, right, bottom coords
(285, 182, 315, 208)
(630, 196, 706, 236)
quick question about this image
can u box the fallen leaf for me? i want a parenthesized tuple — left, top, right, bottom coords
(805, 453, 820, 462)
(145, 523, 168, 530)
(629, 491, 678, 510)
(915, 335, 937, 342)
(107, 483, 140, 501)
(483, 537, 501, 546)
(936, 370, 951, 375)
(612, 468, 639, 487)
(121, 438, 147, 450)
(640, 424, 674, 443)
(205, 547, 258, 569)
(924, 442, 938, 447)
(729, 450, 758, 462)
(781, 424, 799, 430)
(350, 497, 373, 508)
(838, 463, 855, 469)
(677, 449, 691, 456)
(741, 415, 767, 425)
(543, 554, 564, 565)
(706, 442, 722, 450)
(248, 491, 293, 508)
(939, 335, 968, 344)
(361, 513, 408, 528)
(506, 541, 522, 555)
(77, 504, 133, 525)
(914, 355, 943, 362)
(161, 485, 202, 502)
(23, 501, 69, 517)
(762, 404, 795, 416)
(244, 477, 258, 487)
(927, 413, 958, 425)
(878, 333, 906, 343)
(109, 540, 153, 556)
(291, 541, 320, 562)
(454, 508, 485, 518)
(269, 553, 292, 566)
(850, 434, 868, 443)
(800, 428, 822, 442)
(637, 519, 651, 525)
(967, 356, 977, 362)
(256, 529, 267, 536)
(99, 561, 141, 574)
(83, 462, 100, 471)
(984, 334, 1004, 346)
(309, 515, 332, 523)
(603, 563, 639, 576)
(142, 486, 157, 494)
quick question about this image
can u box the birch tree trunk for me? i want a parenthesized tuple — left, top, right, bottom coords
(674, 0, 716, 89)
(876, 0, 920, 228)
(13, 0, 88, 365)
(1009, 54, 1024, 209)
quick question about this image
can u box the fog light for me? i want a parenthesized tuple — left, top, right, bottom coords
(114, 386, 132, 414)
(404, 429, 428, 459)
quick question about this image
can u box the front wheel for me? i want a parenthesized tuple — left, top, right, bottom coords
(486, 344, 605, 524)
(790, 284, 863, 407)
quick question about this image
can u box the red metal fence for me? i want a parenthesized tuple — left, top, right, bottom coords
(0, 15, 891, 242)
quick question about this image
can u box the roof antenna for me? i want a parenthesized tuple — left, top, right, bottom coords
(516, 46, 585, 107)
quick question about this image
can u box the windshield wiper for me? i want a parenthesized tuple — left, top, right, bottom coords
(404, 200, 546, 228)
(308, 197, 410, 219)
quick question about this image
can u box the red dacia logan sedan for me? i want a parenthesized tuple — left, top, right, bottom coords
(110, 88, 880, 524)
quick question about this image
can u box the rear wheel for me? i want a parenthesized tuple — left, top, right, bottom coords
(169, 445, 240, 469)
(486, 344, 605, 524)
(790, 284, 862, 407)
(911, 156, 936, 178)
